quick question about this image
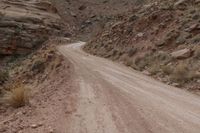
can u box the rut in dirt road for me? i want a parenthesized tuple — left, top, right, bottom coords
(58, 42, 200, 133)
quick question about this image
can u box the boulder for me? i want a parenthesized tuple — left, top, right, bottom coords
(137, 32, 144, 38)
(186, 23, 200, 32)
(155, 40, 166, 47)
(171, 48, 193, 59)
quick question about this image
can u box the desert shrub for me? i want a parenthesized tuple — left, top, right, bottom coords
(0, 83, 29, 108)
(192, 34, 200, 43)
(124, 57, 134, 67)
(0, 70, 9, 84)
(157, 52, 172, 64)
(134, 51, 171, 71)
(170, 63, 188, 83)
(52, 56, 63, 69)
(170, 63, 196, 83)
(8, 55, 20, 63)
(135, 0, 146, 5)
(134, 56, 148, 70)
(127, 48, 137, 57)
(161, 65, 173, 75)
(194, 47, 200, 59)
(31, 58, 46, 73)
(148, 63, 160, 75)
(0, 12, 4, 20)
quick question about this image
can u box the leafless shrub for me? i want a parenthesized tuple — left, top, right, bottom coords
(148, 63, 160, 75)
(127, 48, 137, 57)
(170, 63, 197, 83)
(0, 70, 9, 85)
(134, 56, 148, 70)
(0, 83, 29, 108)
(161, 65, 173, 75)
(194, 46, 200, 59)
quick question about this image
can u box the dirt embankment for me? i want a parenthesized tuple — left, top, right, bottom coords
(0, 38, 77, 133)
(84, 0, 200, 94)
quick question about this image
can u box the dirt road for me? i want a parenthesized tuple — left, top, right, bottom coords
(58, 42, 200, 133)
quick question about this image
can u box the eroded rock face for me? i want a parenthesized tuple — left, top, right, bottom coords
(0, 0, 64, 55)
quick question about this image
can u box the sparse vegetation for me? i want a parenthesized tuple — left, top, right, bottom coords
(148, 63, 160, 75)
(134, 52, 171, 71)
(170, 63, 197, 83)
(0, 70, 9, 85)
(161, 65, 173, 75)
(31, 58, 46, 74)
(0, 83, 29, 108)
(191, 34, 200, 44)
(134, 56, 148, 70)
(127, 48, 137, 57)
(194, 46, 200, 59)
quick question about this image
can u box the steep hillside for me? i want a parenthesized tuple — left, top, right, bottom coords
(84, 0, 200, 94)
(53, 0, 153, 40)
(0, 0, 71, 110)
(0, 0, 69, 91)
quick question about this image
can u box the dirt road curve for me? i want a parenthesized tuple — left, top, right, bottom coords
(58, 42, 200, 133)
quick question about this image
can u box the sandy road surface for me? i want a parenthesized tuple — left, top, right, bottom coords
(58, 42, 200, 133)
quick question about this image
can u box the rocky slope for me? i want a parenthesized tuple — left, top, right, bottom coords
(53, 0, 153, 40)
(0, 38, 74, 133)
(84, 0, 200, 94)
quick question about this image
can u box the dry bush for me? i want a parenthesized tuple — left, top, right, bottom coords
(194, 46, 200, 59)
(0, 70, 9, 84)
(31, 58, 46, 74)
(148, 64, 160, 75)
(127, 48, 137, 57)
(134, 56, 148, 70)
(134, 51, 171, 71)
(161, 65, 173, 75)
(170, 63, 188, 83)
(124, 56, 134, 67)
(170, 63, 196, 83)
(1, 83, 29, 108)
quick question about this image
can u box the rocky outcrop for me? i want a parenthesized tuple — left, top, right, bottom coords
(0, 0, 65, 55)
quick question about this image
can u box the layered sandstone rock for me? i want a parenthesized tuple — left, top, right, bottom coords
(0, 0, 64, 55)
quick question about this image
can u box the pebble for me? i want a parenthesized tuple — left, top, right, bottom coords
(30, 122, 43, 129)
(31, 124, 38, 128)
(171, 83, 181, 87)
(48, 126, 55, 133)
(49, 129, 54, 133)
